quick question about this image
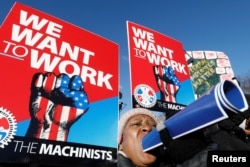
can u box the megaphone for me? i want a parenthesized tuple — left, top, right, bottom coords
(142, 80, 249, 152)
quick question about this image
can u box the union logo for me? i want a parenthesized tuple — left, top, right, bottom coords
(134, 84, 157, 108)
(0, 107, 17, 148)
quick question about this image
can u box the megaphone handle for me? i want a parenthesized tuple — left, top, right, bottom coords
(157, 124, 173, 151)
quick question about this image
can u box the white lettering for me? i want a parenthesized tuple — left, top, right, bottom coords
(168, 103, 185, 110)
(212, 155, 247, 163)
(20, 10, 62, 37)
(30, 49, 61, 71)
(133, 38, 173, 58)
(132, 26, 155, 42)
(30, 49, 113, 90)
(12, 24, 43, 46)
(11, 25, 95, 64)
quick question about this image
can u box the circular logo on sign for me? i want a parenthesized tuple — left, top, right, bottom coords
(134, 84, 157, 108)
(0, 107, 17, 148)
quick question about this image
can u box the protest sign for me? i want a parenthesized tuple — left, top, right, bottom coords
(127, 21, 195, 113)
(186, 51, 235, 98)
(0, 2, 118, 166)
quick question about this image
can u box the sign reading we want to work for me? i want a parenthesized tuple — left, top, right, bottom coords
(127, 21, 195, 113)
(0, 2, 118, 166)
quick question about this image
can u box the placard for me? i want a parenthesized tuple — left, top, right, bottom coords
(186, 51, 234, 98)
(127, 21, 195, 114)
(0, 2, 118, 166)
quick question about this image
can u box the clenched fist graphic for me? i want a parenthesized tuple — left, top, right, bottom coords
(26, 72, 89, 141)
(153, 65, 180, 103)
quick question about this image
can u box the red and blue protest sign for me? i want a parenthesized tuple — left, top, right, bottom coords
(0, 2, 118, 166)
(127, 21, 195, 114)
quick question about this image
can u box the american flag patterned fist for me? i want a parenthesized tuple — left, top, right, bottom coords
(162, 66, 180, 86)
(26, 72, 89, 141)
(153, 65, 180, 102)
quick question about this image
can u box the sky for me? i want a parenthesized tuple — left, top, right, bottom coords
(1, 0, 250, 111)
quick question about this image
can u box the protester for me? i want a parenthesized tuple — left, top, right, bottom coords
(117, 108, 217, 167)
(118, 108, 160, 167)
(118, 104, 250, 167)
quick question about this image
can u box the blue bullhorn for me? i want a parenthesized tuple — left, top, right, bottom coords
(142, 80, 248, 152)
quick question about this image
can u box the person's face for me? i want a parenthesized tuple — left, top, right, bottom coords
(120, 114, 157, 167)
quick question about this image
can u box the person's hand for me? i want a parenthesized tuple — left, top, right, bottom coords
(26, 72, 89, 141)
(245, 129, 250, 135)
(153, 65, 180, 102)
(245, 116, 250, 129)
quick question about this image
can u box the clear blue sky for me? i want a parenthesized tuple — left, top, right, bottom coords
(1, 0, 250, 110)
